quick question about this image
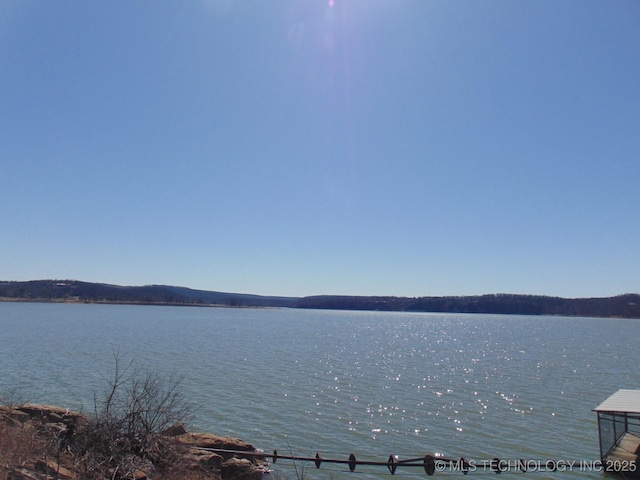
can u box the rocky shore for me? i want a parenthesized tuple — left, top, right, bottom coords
(0, 404, 268, 480)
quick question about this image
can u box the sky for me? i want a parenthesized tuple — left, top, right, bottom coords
(1, 0, 639, 299)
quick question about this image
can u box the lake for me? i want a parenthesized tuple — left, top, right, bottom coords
(0, 302, 638, 479)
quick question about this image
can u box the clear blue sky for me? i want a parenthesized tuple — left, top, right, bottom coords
(1, 1, 638, 298)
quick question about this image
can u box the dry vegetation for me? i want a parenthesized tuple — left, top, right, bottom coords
(0, 354, 267, 480)
(0, 417, 47, 475)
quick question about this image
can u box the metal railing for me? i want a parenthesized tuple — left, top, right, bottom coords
(196, 447, 607, 475)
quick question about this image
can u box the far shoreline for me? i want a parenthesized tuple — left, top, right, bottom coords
(2, 280, 639, 318)
(0, 297, 277, 309)
(2, 295, 640, 320)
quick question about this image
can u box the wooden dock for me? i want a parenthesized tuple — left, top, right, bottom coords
(594, 390, 640, 476)
(606, 432, 640, 474)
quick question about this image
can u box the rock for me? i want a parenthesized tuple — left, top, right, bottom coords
(161, 422, 187, 436)
(18, 404, 85, 424)
(176, 432, 269, 478)
(176, 432, 258, 454)
(18, 404, 69, 421)
(34, 460, 76, 480)
(1, 403, 268, 480)
(221, 457, 265, 480)
(133, 470, 148, 480)
(0, 405, 30, 425)
(184, 449, 224, 470)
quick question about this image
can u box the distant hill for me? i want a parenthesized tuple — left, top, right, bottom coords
(1, 280, 639, 318)
(296, 293, 640, 318)
(0, 280, 298, 308)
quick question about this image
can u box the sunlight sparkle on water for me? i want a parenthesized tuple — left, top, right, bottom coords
(329, 0, 335, 6)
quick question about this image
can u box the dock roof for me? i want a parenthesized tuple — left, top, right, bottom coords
(594, 389, 640, 413)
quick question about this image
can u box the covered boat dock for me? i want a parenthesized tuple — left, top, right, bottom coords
(594, 389, 640, 475)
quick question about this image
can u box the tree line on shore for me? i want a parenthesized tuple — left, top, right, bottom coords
(295, 293, 640, 318)
(1, 279, 639, 318)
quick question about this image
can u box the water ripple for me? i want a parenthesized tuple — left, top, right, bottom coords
(1, 304, 637, 479)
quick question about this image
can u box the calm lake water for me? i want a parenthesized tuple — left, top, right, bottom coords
(1, 302, 638, 479)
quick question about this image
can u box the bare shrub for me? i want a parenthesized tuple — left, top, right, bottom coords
(0, 351, 210, 480)
(70, 351, 191, 479)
